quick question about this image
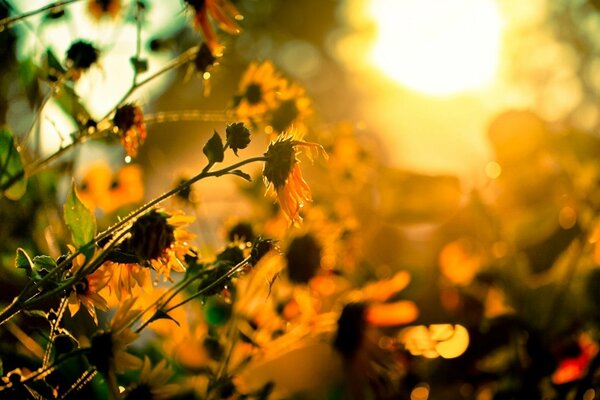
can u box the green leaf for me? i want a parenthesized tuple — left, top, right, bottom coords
(203, 131, 224, 165)
(64, 183, 96, 252)
(33, 255, 57, 272)
(20, 58, 42, 108)
(45, 48, 66, 81)
(130, 57, 148, 74)
(54, 83, 93, 129)
(229, 169, 252, 182)
(15, 248, 34, 275)
(146, 309, 180, 327)
(0, 128, 27, 200)
(22, 310, 49, 319)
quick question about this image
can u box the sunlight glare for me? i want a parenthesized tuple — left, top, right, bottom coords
(370, 0, 503, 96)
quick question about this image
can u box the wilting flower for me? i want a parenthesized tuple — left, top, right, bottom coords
(235, 61, 285, 123)
(263, 132, 323, 223)
(113, 103, 147, 158)
(183, 0, 242, 54)
(87, 0, 121, 21)
(65, 40, 100, 80)
(123, 357, 180, 400)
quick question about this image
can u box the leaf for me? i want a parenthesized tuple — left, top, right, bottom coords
(130, 57, 148, 74)
(54, 83, 93, 129)
(45, 48, 65, 81)
(145, 309, 180, 327)
(0, 128, 27, 200)
(33, 255, 57, 271)
(15, 248, 34, 276)
(19, 58, 42, 108)
(64, 183, 96, 253)
(22, 310, 49, 319)
(229, 169, 252, 182)
(203, 131, 224, 165)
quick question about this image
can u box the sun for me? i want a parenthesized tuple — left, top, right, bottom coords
(369, 0, 503, 96)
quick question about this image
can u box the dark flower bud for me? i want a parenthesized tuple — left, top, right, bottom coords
(216, 245, 245, 266)
(225, 122, 251, 156)
(113, 103, 140, 132)
(285, 233, 321, 284)
(250, 237, 276, 265)
(194, 42, 217, 73)
(227, 222, 255, 243)
(333, 302, 367, 360)
(66, 40, 99, 70)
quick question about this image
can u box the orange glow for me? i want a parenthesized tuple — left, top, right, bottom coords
(366, 301, 419, 327)
(400, 324, 470, 359)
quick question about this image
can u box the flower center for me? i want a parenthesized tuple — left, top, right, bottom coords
(127, 210, 175, 261)
(270, 99, 299, 132)
(245, 83, 263, 105)
(75, 278, 89, 295)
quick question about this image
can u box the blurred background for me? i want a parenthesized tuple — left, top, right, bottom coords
(3, 0, 600, 398)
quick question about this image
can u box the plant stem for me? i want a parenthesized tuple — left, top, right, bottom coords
(0, 0, 83, 29)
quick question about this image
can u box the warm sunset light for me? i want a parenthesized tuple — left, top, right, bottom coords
(369, 0, 503, 95)
(2, 0, 599, 398)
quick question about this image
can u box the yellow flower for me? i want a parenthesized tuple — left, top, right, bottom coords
(88, 298, 142, 395)
(77, 162, 144, 213)
(184, 0, 242, 54)
(113, 103, 147, 158)
(269, 82, 312, 134)
(67, 269, 109, 325)
(123, 357, 181, 400)
(99, 261, 151, 302)
(235, 61, 285, 123)
(263, 132, 324, 223)
(100, 210, 195, 300)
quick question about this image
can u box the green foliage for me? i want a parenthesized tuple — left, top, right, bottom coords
(0, 128, 26, 200)
(64, 182, 96, 258)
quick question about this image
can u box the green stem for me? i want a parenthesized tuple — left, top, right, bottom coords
(0, 0, 83, 29)
(134, 256, 250, 334)
(94, 155, 266, 247)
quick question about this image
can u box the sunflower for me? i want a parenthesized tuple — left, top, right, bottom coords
(262, 131, 324, 223)
(113, 103, 147, 158)
(87, 0, 121, 21)
(87, 299, 142, 396)
(235, 61, 285, 124)
(67, 269, 109, 324)
(77, 162, 144, 213)
(123, 357, 181, 400)
(184, 0, 242, 54)
(100, 210, 195, 301)
(268, 82, 312, 135)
